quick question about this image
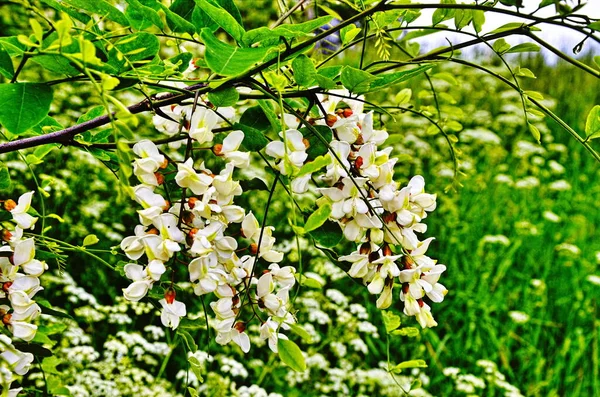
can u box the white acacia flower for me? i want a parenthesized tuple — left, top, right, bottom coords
(0, 347, 34, 375)
(12, 238, 47, 277)
(323, 140, 351, 184)
(220, 130, 249, 168)
(122, 280, 152, 302)
(332, 114, 360, 144)
(160, 298, 187, 329)
(189, 107, 218, 144)
(175, 158, 213, 195)
(153, 105, 188, 136)
(265, 129, 308, 175)
(259, 318, 289, 353)
(214, 317, 251, 353)
(133, 185, 167, 209)
(9, 192, 38, 230)
(361, 112, 388, 146)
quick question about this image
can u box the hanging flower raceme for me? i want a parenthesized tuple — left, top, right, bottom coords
(120, 114, 298, 355)
(1, 192, 47, 391)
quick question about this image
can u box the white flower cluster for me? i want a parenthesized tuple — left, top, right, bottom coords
(121, 103, 297, 354)
(0, 192, 48, 391)
(263, 90, 447, 327)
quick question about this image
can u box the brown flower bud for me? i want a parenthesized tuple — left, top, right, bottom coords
(368, 251, 380, 263)
(147, 228, 159, 235)
(302, 138, 310, 149)
(154, 172, 165, 185)
(2, 282, 12, 293)
(182, 211, 195, 225)
(383, 212, 396, 224)
(188, 197, 199, 209)
(160, 158, 169, 169)
(2, 313, 11, 325)
(383, 245, 393, 257)
(234, 321, 246, 333)
(3, 200, 16, 212)
(249, 243, 258, 255)
(162, 201, 171, 211)
(164, 288, 176, 304)
(354, 156, 364, 169)
(343, 108, 353, 118)
(359, 243, 372, 255)
(325, 114, 338, 127)
(212, 143, 224, 156)
(354, 134, 364, 146)
(1, 229, 12, 242)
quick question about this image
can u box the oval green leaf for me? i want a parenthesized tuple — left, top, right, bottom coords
(0, 83, 53, 136)
(278, 339, 306, 372)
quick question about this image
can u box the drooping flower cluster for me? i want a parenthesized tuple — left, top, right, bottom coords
(121, 102, 297, 353)
(1, 192, 47, 392)
(264, 89, 448, 328)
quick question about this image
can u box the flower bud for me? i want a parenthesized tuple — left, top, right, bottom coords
(249, 243, 258, 255)
(160, 158, 169, 169)
(162, 201, 171, 211)
(1, 229, 12, 241)
(182, 211, 195, 225)
(302, 138, 310, 149)
(147, 227, 159, 235)
(2, 282, 12, 293)
(359, 243, 372, 255)
(164, 288, 176, 304)
(212, 143, 224, 156)
(234, 321, 246, 333)
(368, 251, 380, 263)
(383, 245, 393, 257)
(188, 197, 199, 209)
(2, 313, 11, 325)
(383, 212, 396, 223)
(325, 114, 337, 127)
(3, 199, 16, 212)
(355, 134, 364, 145)
(401, 255, 413, 269)
(343, 108, 353, 118)
(187, 228, 198, 246)
(355, 156, 364, 169)
(154, 172, 165, 185)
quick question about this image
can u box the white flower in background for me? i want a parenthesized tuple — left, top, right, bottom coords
(6, 192, 38, 230)
(159, 298, 187, 329)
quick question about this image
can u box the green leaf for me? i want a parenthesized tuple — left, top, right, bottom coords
(524, 90, 544, 100)
(195, 0, 245, 43)
(0, 43, 14, 79)
(340, 24, 361, 45)
(31, 54, 80, 76)
(368, 64, 434, 93)
(239, 106, 271, 131)
(292, 55, 317, 87)
(289, 323, 313, 343)
(13, 342, 53, 357)
(298, 274, 323, 288)
(304, 203, 332, 233)
(506, 43, 540, 53)
(308, 220, 343, 248)
(77, 105, 105, 124)
(82, 234, 100, 246)
(201, 29, 275, 77)
(454, 9, 472, 30)
(37, 299, 75, 321)
(382, 311, 401, 333)
(188, 355, 204, 383)
(160, 3, 196, 34)
(528, 123, 541, 143)
(178, 329, 198, 352)
(472, 10, 485, 33)
(594, 56, 600, 70)
(585, 105, 600, 140)
(515, 66, 536, 78)
(395, 88, 412, 104)
(0, 162, 10, 190)
(391, 327, 420, 337)
(234, 122, 268, 152)
(278, 339, 306, 372)
(125, 0, 165, 30)
(107, 33, 160, 73)
(588, 22, 600, 31)
(391, 359, 428, 373)
(62, 0, 130, 26)
(487, 22, 527, 35)
(208, 87, 239, 107)
(297, 155, 331, 177)
(239, 177, 269, 191)
(340, 66, 377, 94)
(432, 0, 455, 25)
(492, 38, 511, 54)
(0, 83, 53, 136)
(188, 387, 199, 397)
